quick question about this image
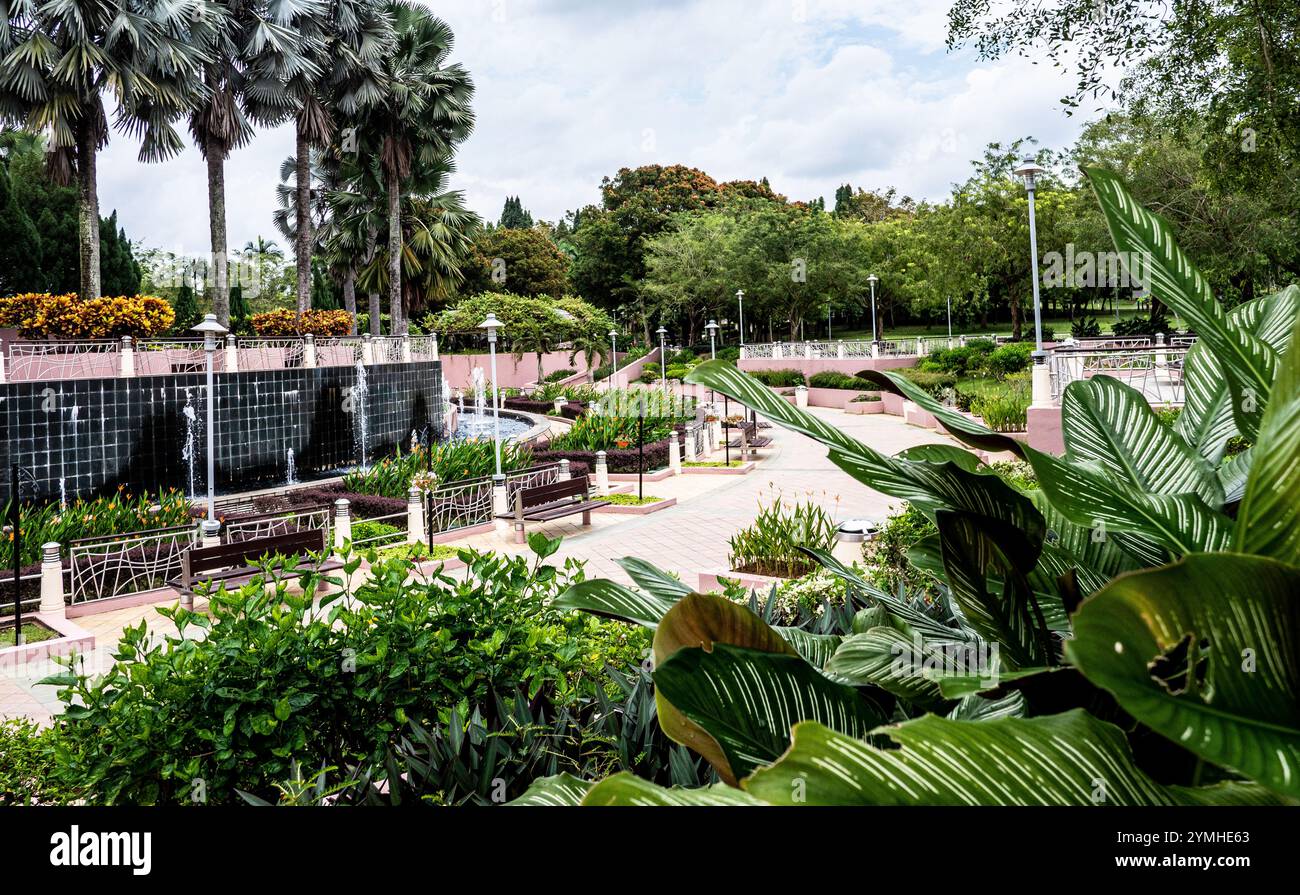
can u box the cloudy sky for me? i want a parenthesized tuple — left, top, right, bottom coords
(95, 0, 1092, 256)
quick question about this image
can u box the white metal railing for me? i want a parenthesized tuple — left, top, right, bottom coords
(349, 510, 409, 550)
(3, 334, 444, 381)
(5, 339, 122, 381)
(67, 524, 200, 605)
(1049, 347, 1189, 404)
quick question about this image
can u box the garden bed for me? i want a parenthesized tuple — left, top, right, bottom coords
(594, 494, 677, 515)
(682, 460, 755, 475)
(0, 613, 94, 675)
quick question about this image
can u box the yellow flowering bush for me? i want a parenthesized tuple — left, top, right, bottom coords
(251, 308, 354, 337)
(0, 293, 176, 339)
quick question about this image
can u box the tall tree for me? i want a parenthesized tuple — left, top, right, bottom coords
(247, 0, 392, 314)
(189, 1, 312, 326)
(0, 0, 207, 299)
(362, 2, 473, 334)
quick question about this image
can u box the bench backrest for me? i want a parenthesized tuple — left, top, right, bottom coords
(516, 475, 590, 514)
(182, 528, 328, 582)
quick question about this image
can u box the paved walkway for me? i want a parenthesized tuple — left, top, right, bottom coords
(0, 408, 959, 724)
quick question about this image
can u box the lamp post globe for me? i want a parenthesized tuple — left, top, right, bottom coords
(705, 319, 719, 360)
(656, 326, 668, 390)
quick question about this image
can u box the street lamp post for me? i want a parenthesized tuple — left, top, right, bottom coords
(736, 290, 745, 347)
(947, 297, 953, 344)
(478, 313, 504, 481)
(656, 326, 668, 390)
(1014, 156, 1047, 357)
(192, 314, 228, 540)
(608, 329, 618, 390)
(867, 274, 879, 343)
(705, 319, 718, 360)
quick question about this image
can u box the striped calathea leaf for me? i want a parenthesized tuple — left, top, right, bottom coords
(684, 359, 1045, 542)
(1067, 553, 1300, 800)
(1083, 166, 1280, 441)
(648, 593, 882, 786)
(740, 711, 1288, 806)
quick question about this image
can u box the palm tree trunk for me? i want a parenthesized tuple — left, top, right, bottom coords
(294, 126, 313, 315)
(343, 267, 358, 335)
(365, 226, 381, 336)
(369, 291, 381, 336)
(206, 137, 230, 327)
(76, 120, 100, 301)
(386, 166, 403, 335)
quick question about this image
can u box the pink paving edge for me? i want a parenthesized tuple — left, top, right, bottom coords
(697, 568, 791, 594)
(594, 497, 677, 516)
(607, 467, 674, 482)
(0, 612, 95, 676)
(683, 461, 756, 475)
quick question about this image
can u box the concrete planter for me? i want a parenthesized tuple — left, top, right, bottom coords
(697, 568, 790, 594)
(683, 461, 756, 475)
(806, 387, 879, 409)
(881, 391, 906, 416)
(847, 400, 884, 415)
(607, 467, 674, 483)
(903, 400, 939, 429)
(0, 613, 94, 676)
(595, 497, 677, 516)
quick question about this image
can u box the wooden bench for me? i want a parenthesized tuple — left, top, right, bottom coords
(499, 475, 609, 544)
(168, 529, 343, 608)
(727, 419, 771, 455)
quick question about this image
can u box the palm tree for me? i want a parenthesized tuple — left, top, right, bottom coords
(363, 3, 474, 333)
(189, 1, 313, 326)
(243, 236, 284, 260)
(264, 0, 391, 315)
(0, 1, 208, 300)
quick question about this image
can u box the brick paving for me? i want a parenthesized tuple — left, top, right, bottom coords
(1, 407, 960, 724)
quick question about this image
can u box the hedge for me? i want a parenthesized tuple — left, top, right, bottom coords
(0, 292, 175, 339)
(532, 436, 673, 474)
(749, 368, 806, 387)
(810, 371, 874, 390)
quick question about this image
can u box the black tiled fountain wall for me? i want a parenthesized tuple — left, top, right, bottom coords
(0, 362, 443, 502)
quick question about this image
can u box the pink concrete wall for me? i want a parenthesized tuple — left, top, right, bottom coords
(805, 387, 880, 409)
(738, 357, 916, 377)
(440, 349, 596, 389)
(1027, 405, 1065, 455)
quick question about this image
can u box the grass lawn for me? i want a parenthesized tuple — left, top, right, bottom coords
(684, 460, 746, 468)
(604, 493, 665, 506)
(0, 622, 59, 647)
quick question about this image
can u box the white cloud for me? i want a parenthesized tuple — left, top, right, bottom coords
(93, 0, 1092, 257)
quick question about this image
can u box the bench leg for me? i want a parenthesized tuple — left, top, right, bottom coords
(181, 591, 194, 611)
(514, 522, 526, 545)
(582, 510, 591, 528)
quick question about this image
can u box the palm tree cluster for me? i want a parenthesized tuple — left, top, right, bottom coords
(0, 0, 476, 334)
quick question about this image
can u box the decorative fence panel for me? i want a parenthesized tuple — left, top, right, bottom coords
(67, 524, 200, 606)
(223, 506, 332, 543)
(6, 340, 122, 381)
(1049, 348, 1189, 404)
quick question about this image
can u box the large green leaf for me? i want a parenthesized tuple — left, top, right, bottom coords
(554, 578, 675, 629)
(507, 773, 593, 806)
(1083, 166, 1278, 438)
(655, 643, 885, 782)
(827, 627, 991, 707)
(1177, 286, 1299, 462)
(617, 556, 693, 601)
(580, 773, 766, 806)
(865, 369, 1027, 458)
(936, 510, 1054, 667)
(804, 547, 979, 644)
(687, 360, 1045, 541)
(743, 711, 1289, 805)
(1067, 553, 1300, 800)
(1061, 375, 1222, 506)
(1234, 315, 1300, 564)
(1022, 445, 1235, 557)
(652, 593, 798, 785)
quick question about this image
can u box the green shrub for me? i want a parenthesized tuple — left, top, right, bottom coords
(41, 542, 651, 804)
(1, 488, 195, 568)
(985, 342, 1034, 378)
(728, 499, 839, 578)
(0, 718, 76, 805)
(895, 367, 957, 398)
(749, 368, 806, 387)
(547, 413, 673, 451)
(970, 373, 1030, 432)
(344, 440, 533, 497)
(1072, 317, 1102, 337)
(663, 363, 693, 380)
(543, 368, 578, 383)
(640, 367, 661, 383)
(668, 349, 696, 365)
(809, 371, 874, 390)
